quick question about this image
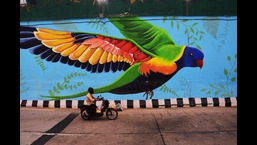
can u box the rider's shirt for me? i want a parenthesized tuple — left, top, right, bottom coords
(85, 93, 96, 105)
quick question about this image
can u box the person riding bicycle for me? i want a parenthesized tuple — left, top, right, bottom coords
(85, 87, 101, 114)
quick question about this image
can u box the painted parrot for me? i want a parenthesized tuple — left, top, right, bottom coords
(20, 16, 204, 100)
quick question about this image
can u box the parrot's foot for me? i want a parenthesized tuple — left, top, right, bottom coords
(143, 90, 154, 100)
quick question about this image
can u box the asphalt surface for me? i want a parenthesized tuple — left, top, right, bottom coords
(20, 106, 237, 145)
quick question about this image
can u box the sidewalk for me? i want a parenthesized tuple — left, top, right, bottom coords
(20, 106, 237, 145)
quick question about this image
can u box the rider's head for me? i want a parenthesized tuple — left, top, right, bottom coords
(88, 87, 94, 94)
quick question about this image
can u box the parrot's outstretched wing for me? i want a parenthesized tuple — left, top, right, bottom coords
(20, 25, 151, 73)
(109, 17, 184, 61)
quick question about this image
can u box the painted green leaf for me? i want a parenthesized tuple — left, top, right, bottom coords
(63, 84, 68, 89)
(200, 88, 207, 92)
(184, 28, 188, 35)
(189, 42, 195, 45)
(231, 77, 236, 82)
(192, 22, 198, 27)
(209, 84, 215, 88)
(190, 27, 195, 33)
(224, 69, 228, 76)
(91, 22, 96, 28)
(196, 44, 201, 50)
(230, 90, 234, 96)
(48, 90, 54, 96)
(214, 90, 220, 96)
(57, 83, 64, 90)
(207, 90, 211, 94)
(234, 68, 237, 72)
(53, 86, 59, 93)
(64, 77, 70, 83)
(221, 94, 229, 96)
(177, 22, 180, 30)
(78, 82, 84, 86)
(200, 31, 205, 34)
(171, 21, 174, 28)
(227, 56, 231, 61)
(199, 35, 202, 40)
(218, 84, 225, 89)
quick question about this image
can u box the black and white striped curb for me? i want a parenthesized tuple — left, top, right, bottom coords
(20, 97, 237, 109)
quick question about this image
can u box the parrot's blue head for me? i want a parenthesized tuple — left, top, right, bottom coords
(176, 46, 204, 69)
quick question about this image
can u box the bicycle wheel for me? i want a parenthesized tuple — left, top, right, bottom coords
(106, 108, 118, 120)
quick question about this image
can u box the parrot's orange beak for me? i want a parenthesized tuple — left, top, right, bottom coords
(196, 60, 203, 69)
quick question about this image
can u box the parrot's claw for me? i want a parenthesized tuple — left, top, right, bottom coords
(143, 90, 154, 100)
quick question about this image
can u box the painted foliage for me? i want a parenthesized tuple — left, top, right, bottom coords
(20, 16, 237, 101)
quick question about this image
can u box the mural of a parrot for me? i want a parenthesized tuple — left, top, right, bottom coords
(20, 16, 204, 100)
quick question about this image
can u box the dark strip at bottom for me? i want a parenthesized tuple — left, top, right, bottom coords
(31, 112, 78, 145)
(31, 135, 55, 145)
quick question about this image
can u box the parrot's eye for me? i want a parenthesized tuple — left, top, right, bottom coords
(189, 53, 193, 56)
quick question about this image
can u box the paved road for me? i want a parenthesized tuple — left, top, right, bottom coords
(20, 107, 237, 145)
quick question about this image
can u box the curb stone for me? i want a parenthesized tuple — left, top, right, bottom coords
(20, 97, 237, 109)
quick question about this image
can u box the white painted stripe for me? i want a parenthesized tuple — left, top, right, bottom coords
(72, 100, 78, 109)
(26, 100, 33, 107)
(121, 100, 127, 109)
(219, 98, 226, 106)
(230, 97, 237, 106)
(60, 100, 66, 108)
(195, 98, 202, 106)
(183, 98, 190, 107)
(158, 99, 165, 108)
(170, 98, 177, 107)
(207, 98, 213, 106)
(133, 100, 140, 108)
(37, 100, 43, 108)
(48, 100, 55, 108)
(146, 99, 152, 108)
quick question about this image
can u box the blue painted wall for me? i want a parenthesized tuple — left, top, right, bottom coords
(20, 16, 237, 100)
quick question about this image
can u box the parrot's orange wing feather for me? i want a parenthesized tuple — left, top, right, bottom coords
(20, 26, 151, 73)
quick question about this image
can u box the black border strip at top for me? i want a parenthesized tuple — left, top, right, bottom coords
(20, 0, 236, 21)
